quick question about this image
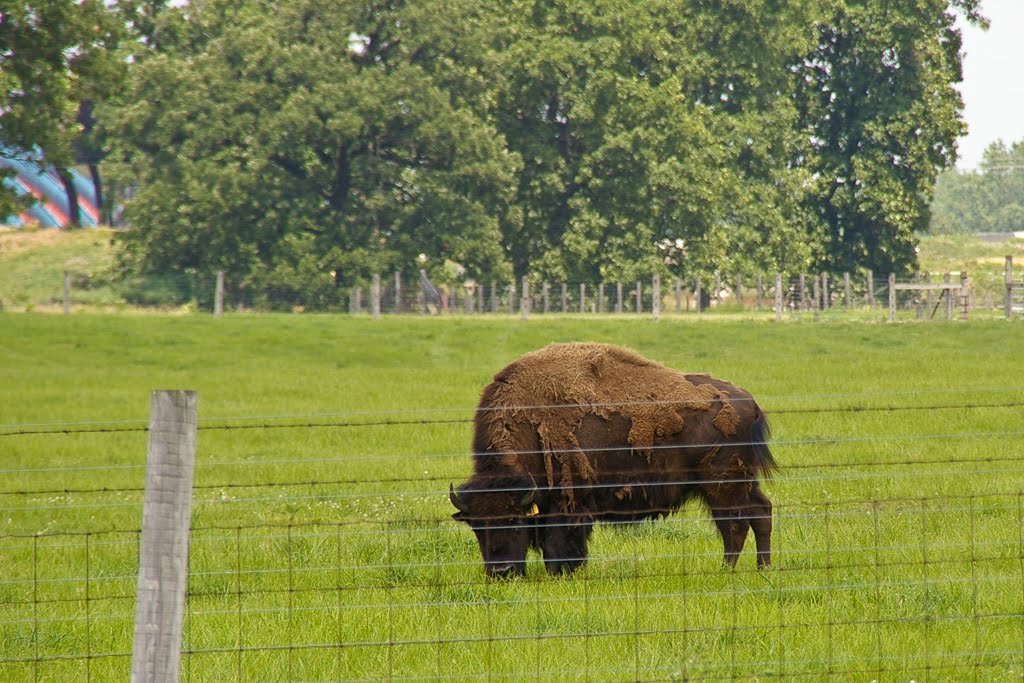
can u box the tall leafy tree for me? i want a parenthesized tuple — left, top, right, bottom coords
(106, 0, 518, 304)
(796, 0, 984, 275)
(930, 138, 1024, 234)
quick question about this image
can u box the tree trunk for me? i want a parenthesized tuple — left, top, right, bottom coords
(56, 167, 81, 229)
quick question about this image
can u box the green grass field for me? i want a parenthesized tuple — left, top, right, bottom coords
(2, 314, 1023, 681)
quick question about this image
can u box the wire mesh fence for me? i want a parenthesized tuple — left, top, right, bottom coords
(2, 395, 1023, 681)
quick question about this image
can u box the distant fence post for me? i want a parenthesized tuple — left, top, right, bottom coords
(63, 271, 71, 315)
(635, 280, 642, 314)
(213, 271, 224, 318)
(866, 270, 875, 307)
(843, 272, 851, 309)
(735, 275, 743, 310)
(542, 282, 550, 313)
(395, 272, 402, 314)
(960, 272, 970, 320)
(561, 283, 568, 313)
(756, 274, 763, 310)
(821, 272, 829, 310)
(674, 278, 682, 313)
(520, 276, 530, 320)
(888, 273, 896, 322)
(131, 390, 197, 683)
(372, 274, 381, 320)
(599, 283, 605, 313)
(491, 283, 498, 313)
(652, 275, 661, 321)
(1006, 256, 1014, 320)
(615, 283, 623, 313)
(944, 273, 953, 320)
(579, 283, 586, 314)
(694, 278, 702, 316)
(774, 273, 783, 321)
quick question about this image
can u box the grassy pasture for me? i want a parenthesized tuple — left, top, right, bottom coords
(1, 313, 1023, 681)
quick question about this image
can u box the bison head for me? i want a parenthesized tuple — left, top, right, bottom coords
(449, 477, 539, 578)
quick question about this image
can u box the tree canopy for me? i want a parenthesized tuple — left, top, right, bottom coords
(2, 0, 986, 307)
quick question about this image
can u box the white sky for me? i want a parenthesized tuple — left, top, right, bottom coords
(956, 0, 1024, 169)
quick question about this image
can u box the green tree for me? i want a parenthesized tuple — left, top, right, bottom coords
(796, 0, 984, 275)
(489, 0, 821, 284)
(105, 0, 518, 306)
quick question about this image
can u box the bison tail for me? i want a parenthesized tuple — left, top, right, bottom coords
(749, 412, 778, 480)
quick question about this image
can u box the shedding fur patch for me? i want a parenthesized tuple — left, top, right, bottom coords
(478, 343, 738, 508)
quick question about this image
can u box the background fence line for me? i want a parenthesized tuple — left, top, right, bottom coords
(48, 256, 1024, 320)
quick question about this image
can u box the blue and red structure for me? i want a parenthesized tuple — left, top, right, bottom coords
(1, 154, 100, 228)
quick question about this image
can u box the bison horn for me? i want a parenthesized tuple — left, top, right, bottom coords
(449, 483, 470, 513)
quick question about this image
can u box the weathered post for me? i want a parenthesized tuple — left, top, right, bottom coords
(735, 275, 743, 310)
(888, 273, 896, 322)
(615, 283, 623, 313)
(695, 277, 702, 316)
(63, 271, 71, 315)
(214, 271, 224, 318)
(774, 273, 783, 321)
(1006, 256, 1014, 320)
(579, 283, 586, 314)
(543, 282, 550, 313)
(866, 270, 875, 307)
(353, 287, 362, 313)
(520, 276, 530, 320)
(713, 272, 721, 308)
(394, 271, 402, 314)
(821, 272, 830, 310)
(491, 282, 499, 313)
(799, 273, 807, 310)
(561, 283, 568, 313)
(652, 275, 661, 321)
(843, 272, 851, 309)
(674, 277, 682, 313)
(944, 273, 953, 320)
(635, 280, 642, 314)
(756, 274, 763, 310)
(372, 274, 381, 320)
(914, 272, 923, 321)
(508, 282, 516, 315)
(960, 271, 970, 320)
(131, 390, 198, 683)
(598, 283, 605, 313)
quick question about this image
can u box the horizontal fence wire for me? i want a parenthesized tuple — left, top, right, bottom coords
(3, 394, 1023, 681)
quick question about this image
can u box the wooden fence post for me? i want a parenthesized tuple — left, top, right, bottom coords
(635, 280, 642, 314)
(774, 273, 783, 321)
(395, 271, 402, 314)
(914, 272, 923, 320)
(580, 283, 586, 314)
(799, 273, 807, 310)
(866, 270, 874, 307)
(372, 274, 381, 320)
(713, 272, 721, 308)
(960, 271, 970, 320)
(63, 271, 71, 315)
(508, 282, 516, 315)
(543, 282, 550, 313)
(756, 274, 763, 310)
(735, 275, 743, 310)
(888, 273, 896, 322)
(695, 277, 702, 315)
(616, 283, 623, 313)
(131, 390, 198, 683)
(214, 271, 224, 318)
(652, 275, 661, 321)
(520, 276, 530, 320)
(674, 278, 682, 313)
(1006, 256, 1014, 320)
(491, 283, 498, 313)
(944, 273, 953, 320)
(821, 272, 829, 310)
(843, 272, 851, 309)
(599, 283, 605, 313)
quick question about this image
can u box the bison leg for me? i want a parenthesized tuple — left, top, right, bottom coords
(710, 508, 750, 568)
(748, 486, 773, 569)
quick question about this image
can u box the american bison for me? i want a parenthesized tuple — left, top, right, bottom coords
(449, 342, 776, 578)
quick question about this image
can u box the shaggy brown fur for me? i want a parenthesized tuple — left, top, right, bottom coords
(476, 342, 742, 507)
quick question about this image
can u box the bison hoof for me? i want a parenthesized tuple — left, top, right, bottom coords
(545, 559, 585, 576)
